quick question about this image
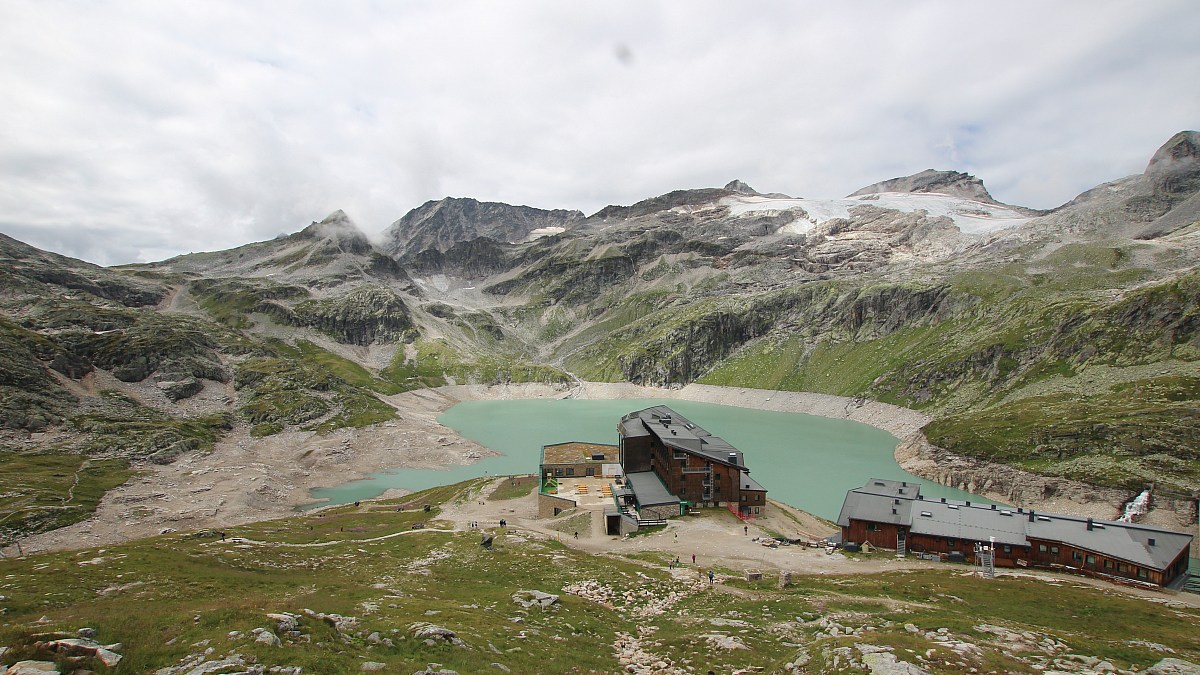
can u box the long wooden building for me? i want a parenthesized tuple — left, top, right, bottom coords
(618, 406, 766, 519)
(837, 479, 1192, 588)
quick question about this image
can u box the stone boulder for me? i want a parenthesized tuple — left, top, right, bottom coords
(511, 590, 560, 609)
(409, 622, 467, 648)
(4, 662, 60, 675)
(1147, 658, 1200, 675)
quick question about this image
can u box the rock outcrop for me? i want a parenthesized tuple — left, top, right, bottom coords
(382, 197, 584, 257)
(850, 169, 999, 205)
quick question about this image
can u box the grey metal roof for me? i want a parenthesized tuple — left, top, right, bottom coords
(627, 406, 744, 467)
(856, 478, 924, 500)
(740, 473, 767, 492)
(1027, 514, 1192, 570)
(624, 470, 680, 508)
(909, 500, 1028, 547)
(836, 490, 913, 528)
(839, 479, 1194, 571)
(619, 416, 650, 438)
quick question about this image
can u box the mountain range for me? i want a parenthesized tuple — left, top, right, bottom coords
(2, 130, 1199, 541)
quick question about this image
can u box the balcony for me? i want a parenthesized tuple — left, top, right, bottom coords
(682, 467, 712, 475)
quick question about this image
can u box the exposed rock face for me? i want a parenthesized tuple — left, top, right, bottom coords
(589, 188, 735, 221)
(895, 433, 1134, 515)
(295, 210, 374, 256)
(484, 249, 637, 304)
(402, 237, 520, 279)
(1144, 130, 1200, 195)
(0, 233, 166, 307)
(382, 197, 584, 256)
(849, 169, 1000, 204)
(601, 282, 965, 386)
(289, 285, 415, 345)
(724, 179, 792, 199)
(724, 179, 760, 196)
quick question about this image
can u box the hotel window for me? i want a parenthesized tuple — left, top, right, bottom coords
(1003, 545, 1012, 554)
(1137, 569, 1149, 580)
(1085, 555, 1096, 565)
(1050, 546, 1059, 555)
(867, 523, 881, 532)
(1105, 560, 1113, 570)
(566, 468, 574, 476)
(1072, 551, 1082, 562)
(1118, 563, 1127, 573)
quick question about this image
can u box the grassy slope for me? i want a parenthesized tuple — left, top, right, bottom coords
(0, 479, 1195, 673)
(687, 247, 1200, 491)
(0, 453, 134, 543)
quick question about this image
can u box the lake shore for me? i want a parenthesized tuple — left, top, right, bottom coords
(14, 380, 1190, 555)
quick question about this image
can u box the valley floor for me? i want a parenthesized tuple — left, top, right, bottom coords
(8, 382, 1191, 561)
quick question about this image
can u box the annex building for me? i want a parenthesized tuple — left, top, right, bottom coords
(837, 479, 1193, 588)
(617, 405, 766, 520)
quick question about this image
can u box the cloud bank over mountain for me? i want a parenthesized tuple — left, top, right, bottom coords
(0, 1, 1196, 265)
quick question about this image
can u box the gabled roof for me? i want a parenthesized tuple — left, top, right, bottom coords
(836, 490, 912, 528)
(740, 473, 767, 492)
(909, 500, 1028, 547)
(839, 479, 1194, 571)
(1027, 513, 1191, 570)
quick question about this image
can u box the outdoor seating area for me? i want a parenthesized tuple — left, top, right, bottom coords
(550, 476, 617, 509)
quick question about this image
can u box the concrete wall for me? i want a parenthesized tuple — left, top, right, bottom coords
(538, 493, 577, 518)
(620, 513, 641, 535)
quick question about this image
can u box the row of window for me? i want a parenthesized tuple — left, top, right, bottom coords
(551, 467, 596, 477)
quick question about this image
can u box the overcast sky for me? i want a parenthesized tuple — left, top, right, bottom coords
(1, 1, 1197, 266)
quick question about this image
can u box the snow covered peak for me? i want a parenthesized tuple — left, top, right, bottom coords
(721, 191, 1033, 236)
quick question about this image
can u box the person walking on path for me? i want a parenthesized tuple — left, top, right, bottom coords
(743, 525, 748, 535)
(691, 553, 695, 564)
(708, 569, 715, 585)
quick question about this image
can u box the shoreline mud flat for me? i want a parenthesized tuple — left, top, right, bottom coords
(13, 382, 1195, 555)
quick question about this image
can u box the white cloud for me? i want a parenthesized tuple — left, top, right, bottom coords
(0, 0, 1196, 265)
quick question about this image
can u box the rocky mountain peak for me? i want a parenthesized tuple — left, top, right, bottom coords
(295, 210, 372, 255)
(382, 197, 584, 257)
(1145, 131, 1200, 174)
(849, 169, 998, 204)
(724, 180, 761, 196)
(1144, 130, 1200, 196)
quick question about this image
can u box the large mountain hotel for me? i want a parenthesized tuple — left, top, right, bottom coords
(617, 405, 767, 519)
(837, 479, 1193, 588)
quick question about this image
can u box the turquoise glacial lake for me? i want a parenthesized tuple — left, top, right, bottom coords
(306, 398, 992, 521)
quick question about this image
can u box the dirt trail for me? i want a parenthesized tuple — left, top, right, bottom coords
(439, 477, 932, 577)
